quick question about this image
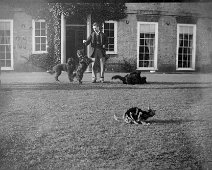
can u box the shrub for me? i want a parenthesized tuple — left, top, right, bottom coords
(121, 58, 137, 72)
(27, 53, 59, 70)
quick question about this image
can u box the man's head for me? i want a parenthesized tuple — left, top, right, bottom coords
(92, 22, 100, 33)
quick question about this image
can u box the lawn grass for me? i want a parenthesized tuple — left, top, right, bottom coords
(0, 76, 212, 170)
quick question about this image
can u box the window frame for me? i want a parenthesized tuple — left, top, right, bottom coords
(176, 24, 196, 70)
(137, 21, 158, 70)
(0, 19, 14, 70)
(32, 19, 47, 54)
(103, 21, 117, 54)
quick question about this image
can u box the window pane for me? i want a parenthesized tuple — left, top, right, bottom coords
(41, 37, 46, 43)
(35, 30, 40, 36)
(139, 61, 143, 67)
(139, 53, 144, 60)
(150, 34, 155, 38)
(184, 34, 188, 40)
(6, 59, 11, 67)
(41, 22, 46, 29)
(0, 53, 4, 59)
(149, 61, 154, 67)
(0, 23, 4, 30)
(0, 60, 5, 67)
(0, 45, 4, 51)
(149, 24, 155, 33)
(140, 33, 144, 38)
(35, 44, 40, 51)
(183, 54, 187, 60)
(104, 23, 109, 29)
(41, 30, 46, 36)
(149, 54, 154, 60)
(139, 46, 144, 53)
(108, 37, 114, 44)
(109, 31, 114, 37)
(35, 37, 40, 44)
(109, 23, 114, 29)
(140, 39, 144, 45)
(145, 34, 150, 38)
(41, 44, 46, 51)
(5, 30, 10, 35)
(178, 61, 182, 68)
(140, 24, 155, 33)
(0, 22, 10, 30)
(184, 40, 188, 47)
(35, 22, 40, 29)
(6, 52, 10, 59)
(140, 24, 149, 33)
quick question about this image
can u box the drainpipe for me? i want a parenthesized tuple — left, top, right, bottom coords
(61, 13, 66, 64)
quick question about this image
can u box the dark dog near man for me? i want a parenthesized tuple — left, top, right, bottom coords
(73, 49, 93, 84)
(112, 71, 147, 85)
(47, 58, 76, 82)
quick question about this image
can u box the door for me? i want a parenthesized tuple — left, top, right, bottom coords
(66, 26, 86, 62)
(0, 20, 13, 70)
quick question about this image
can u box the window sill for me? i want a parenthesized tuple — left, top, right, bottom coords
(106, 51, 117, 55)
(32, 51, 48, 54)
(176, 68, 195, 71)
(1, 67, 14, 71)
(137, 67, 157, 71)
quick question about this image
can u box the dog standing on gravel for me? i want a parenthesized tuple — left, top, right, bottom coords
(73, 49, 93, 84)
(47, 58, 76, 82)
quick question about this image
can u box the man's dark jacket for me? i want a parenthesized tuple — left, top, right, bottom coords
(85, 31, 108, 58)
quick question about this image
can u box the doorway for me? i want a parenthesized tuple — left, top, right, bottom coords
(66, 25, 86, 62)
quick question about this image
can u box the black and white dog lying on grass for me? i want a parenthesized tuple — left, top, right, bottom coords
(114, 106, 156, 125)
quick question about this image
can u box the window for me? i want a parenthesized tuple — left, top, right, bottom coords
(103, 21, 117, 54)
(177, 24, 196, 70)
(32, 20, 47, 53)
(137, 22, 158, 70)
(0, 20, 13, 70)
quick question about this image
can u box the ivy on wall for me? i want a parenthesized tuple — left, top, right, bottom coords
(12, 2, 127, 69)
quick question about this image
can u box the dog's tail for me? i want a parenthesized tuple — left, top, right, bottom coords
(46, 70, 55, 75)
(114, 113, 122, 122)
(112, 75, 126, 83)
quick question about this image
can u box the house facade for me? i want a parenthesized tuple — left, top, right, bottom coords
(0, 2, 212, 72)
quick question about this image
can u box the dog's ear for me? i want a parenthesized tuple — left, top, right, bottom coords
(89, 58, 94, 63)
(79, 49, 84, 55)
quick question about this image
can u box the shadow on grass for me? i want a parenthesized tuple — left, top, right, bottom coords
(1, 81, 212, 91)
(148, 81, 212, 85)
(146, 118, 204, 125)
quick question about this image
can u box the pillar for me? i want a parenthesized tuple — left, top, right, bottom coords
(61, 13, 66, 64)
(86, 14, 92, 72)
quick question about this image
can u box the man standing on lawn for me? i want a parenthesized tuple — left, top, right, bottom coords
(83, 22, 108, 83)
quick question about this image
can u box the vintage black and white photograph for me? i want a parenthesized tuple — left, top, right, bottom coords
(0, 0, 212, 169)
